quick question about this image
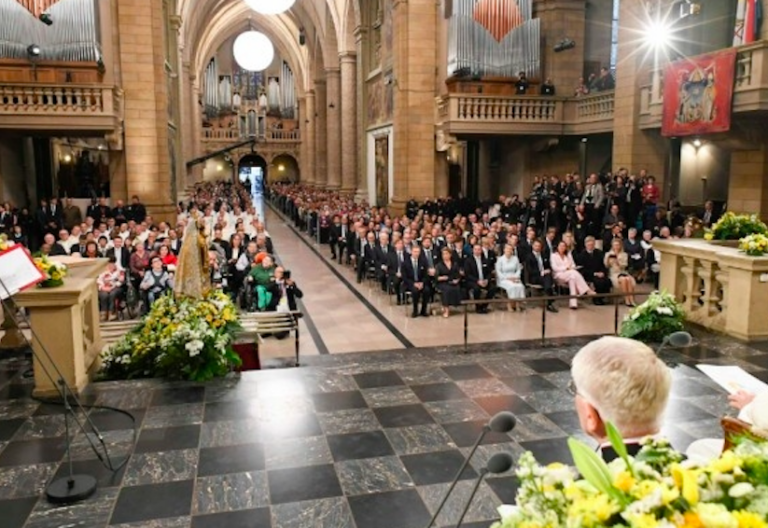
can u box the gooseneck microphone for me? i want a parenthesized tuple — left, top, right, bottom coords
(425, 412, 517, 528)
(656, 331, 693, 355)
(455, 452, 515, 528)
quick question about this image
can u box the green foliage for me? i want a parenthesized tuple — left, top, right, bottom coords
(706, 212, 768, 241)
(99, 291, 242, 382)
(619, 290, 685, 343)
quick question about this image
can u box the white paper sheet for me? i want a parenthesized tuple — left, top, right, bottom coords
(696, 364, 768, 395)
(0, 246, 45, 300)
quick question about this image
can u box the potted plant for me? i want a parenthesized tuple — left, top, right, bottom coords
(705, 212, 768, 242)
(619, 290, 685, 343)
(739, 233, 768, 257)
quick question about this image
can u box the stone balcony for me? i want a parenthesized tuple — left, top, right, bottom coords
(435, 90, 615, 137)
(0, 82, 122, 132)
(639, 41, 768, 129)
(200, 128, 301, 160)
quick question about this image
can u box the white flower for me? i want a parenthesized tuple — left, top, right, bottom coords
(728, 482, 755, 498)
(656, 307, 674, 316)
(185, 339, 204, 357)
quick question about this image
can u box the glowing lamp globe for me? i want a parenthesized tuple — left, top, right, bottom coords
(244, 0, 295, 15)
(233, 31, 274, 72)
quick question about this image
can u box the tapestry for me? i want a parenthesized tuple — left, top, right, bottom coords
(661, 49, 737, 137)
(374, 136, 389, 207)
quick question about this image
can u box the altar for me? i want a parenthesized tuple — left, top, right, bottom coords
(13, 257, 107, 397)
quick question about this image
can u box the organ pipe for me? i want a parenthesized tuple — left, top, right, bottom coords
(447, 0, 539, 79)
(281, 61, 295, 119)
(0, 0, 100, 61)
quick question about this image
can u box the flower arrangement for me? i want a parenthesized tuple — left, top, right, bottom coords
(100, 290, 242, 382)
(0, 234, 13, 251)
(34, 255, 68, 288)
(705, 212, 768, 241)
(620, 291, 685, 343)
(739, 233, 768, 257)
(492, 424, 768, 528)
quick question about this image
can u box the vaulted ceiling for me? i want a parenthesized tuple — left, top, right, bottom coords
(176, 0, 359, 93)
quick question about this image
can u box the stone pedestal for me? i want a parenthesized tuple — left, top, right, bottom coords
(14, 258, 107, 397)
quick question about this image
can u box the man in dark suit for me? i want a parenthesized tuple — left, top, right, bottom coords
(356, 230, 376, 284)
(107, 236, 130, 271)
(374, 232, 392, 292)
(463, 244, 494, 313)
(699, 200, 719, 228)
(212, 227, 231, 257)
(570, 336, 672, 463)
(525, 239, 558, 313)
(542, 228, 558, 259)
(576, 236, 612, 305)
(329, 216, 343, 261)
(85, 198, 100, 222)
(112, 199, 128, 225)
(346, 223, 361, 267)
(387, 239, 407, 304)
(46, 197, 63, 234)
(403, 246, 431, 317)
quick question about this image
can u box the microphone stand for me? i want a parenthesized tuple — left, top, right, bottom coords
(0, 274, 120, 504)
(454, 468, 487, 528)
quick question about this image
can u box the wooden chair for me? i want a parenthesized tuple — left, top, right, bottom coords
(721, 416, 768, 452)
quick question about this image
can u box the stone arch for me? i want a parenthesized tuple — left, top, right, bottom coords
(270, 153, 300, 182)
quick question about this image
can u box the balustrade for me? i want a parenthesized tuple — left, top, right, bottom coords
(0, 83, 116, 115)
(655, 239, 768, 341)
(201, 128, 301, 142)
(576, 91, 615, 121)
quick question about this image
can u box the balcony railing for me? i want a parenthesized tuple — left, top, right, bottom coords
(639, 40, 768, 128)
(0, 83, 121, 131)
(436, 91, 616, 135)
(201, 128, 301, 142)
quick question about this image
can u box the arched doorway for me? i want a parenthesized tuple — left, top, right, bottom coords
(270, 154, 299, 183)
(238, 154, 267, 192)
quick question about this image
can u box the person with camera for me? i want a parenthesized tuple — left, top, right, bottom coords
(273, 267, 302, 312)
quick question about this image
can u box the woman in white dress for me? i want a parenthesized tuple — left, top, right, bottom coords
(551, 241, 595, 309)
(495, 244, 526, 311)
(605, 238, 636, 306)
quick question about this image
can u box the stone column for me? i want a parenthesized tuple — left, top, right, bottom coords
(391, 0, 438, 211)
(611, 0, 666, 184)
(303, 91, 316, 186)
(325, 67, 342, 190)
(533, 0, 587, 90)
(339, 53, 358, 194)
(116, 0, 174, 222)
(314, 79, 327, 189)
(354, 27, 369, 201)
(728, 147, 768, 219)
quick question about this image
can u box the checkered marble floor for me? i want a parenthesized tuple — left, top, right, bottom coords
(1, 332, 768, 528)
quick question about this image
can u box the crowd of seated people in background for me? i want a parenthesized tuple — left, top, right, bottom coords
(271, 168, 720, 317)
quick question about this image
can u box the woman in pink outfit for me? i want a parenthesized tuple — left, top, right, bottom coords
(550, 241, 595, 309)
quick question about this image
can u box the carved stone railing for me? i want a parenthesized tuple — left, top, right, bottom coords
(201, 128, 301, 142)
(639, 41, 768, 128)
(655, 238, 768, 340)
(436, 91, 616, 135)
(0, 83, 121, 131)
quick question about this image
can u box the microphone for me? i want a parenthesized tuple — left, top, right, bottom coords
(656, 331, 693, 355)
(425, 412, 517, 528)
(455, 452, 515, 528)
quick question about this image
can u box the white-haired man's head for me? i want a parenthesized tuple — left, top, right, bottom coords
(571, 336, 672, 441)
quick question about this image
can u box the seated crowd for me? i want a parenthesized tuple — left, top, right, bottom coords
(271, 168, 716, 318)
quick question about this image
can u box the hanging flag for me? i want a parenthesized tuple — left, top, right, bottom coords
(745, 0, 757, 43)
(734, 0, 747, 46)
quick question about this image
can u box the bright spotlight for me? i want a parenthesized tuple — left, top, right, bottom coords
(644, 19, 673, 50)
(693, 139, 702, 148)
(27, 44, 41, 58)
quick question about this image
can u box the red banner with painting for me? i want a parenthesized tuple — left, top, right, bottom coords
(661, 49, 738, 137)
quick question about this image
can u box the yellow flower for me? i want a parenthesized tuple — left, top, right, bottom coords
(733, 511, 768, 528)
(694, 504, 738, 528)
(624, 513, 660, 528)
(704, 233, 714, 241)
(710, 451, 741, 474)
(671, 464, 700, 505)
(679, 512, 704, 528)
(614, 471, 636, 493)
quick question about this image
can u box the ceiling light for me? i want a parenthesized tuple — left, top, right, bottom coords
(643, 19, 673, 50)
(243, 0, 295, 15)
(233, 31, 274, 72)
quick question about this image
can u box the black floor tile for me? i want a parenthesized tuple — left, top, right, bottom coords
(110, 480, 194, 525)
(0, 437, 66, 466)
(134, 425, 201, 454)
(52, 457, 127, 488)
(499, 375, 557, 393)
(87, 409, 144, 432)
(518, 437, 572, 465)
(486, 475, 520, 504)
(411, 382, 467, 402)
(522, 358, 571, 373)
(544, 411, 583, 436)
(191, 508, 271, 528)
(198, 443, 265, 477)
(348, 489, 431, 528)
(151, 387, 206, 406)
(0, 418, 24, 441)
(441, 420, 512, 448)
(400, 449, 477, 486)
(327, 431, 394, 462)
(474, 395, 536, 416)
(0, 496, 38, 528)
(664, 399, 717, 423)
(353, 371, 405, 389)
(744, 355, 768, 369)
(374, 404, 435, 428)
(679, 345, 724, 361)
(312, 391, 368, 412)
(267, 464, 343, 504)
(202, 401, 259, 422)
(441, 364, 493, 381)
